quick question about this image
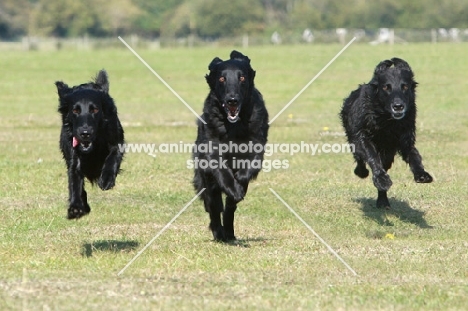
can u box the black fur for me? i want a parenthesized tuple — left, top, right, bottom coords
(340, 58, 432, 208)
(193, 50, 269, 241)
(56, 70, 124, 219)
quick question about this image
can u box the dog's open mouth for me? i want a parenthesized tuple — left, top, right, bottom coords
(73, 137, 93, 151)
(223, 104, 241, 123)
(392, 112, 405, 120)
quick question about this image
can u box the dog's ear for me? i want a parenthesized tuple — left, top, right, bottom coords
(250, 69, 256, 82)
(206, 57, 223, 88)
(230, 50, 251, 64)
(208, 57, 223, 71)
(369, 59, 393, 86)
(391, 58, 412, 72)
(95, 70, 109, 93)
(55, 82, 71, 116)
(55, 81, 71, 98)
(230, 50, 255, 83)
(374, 59, 393, 75)
(391, 57, 417, 88)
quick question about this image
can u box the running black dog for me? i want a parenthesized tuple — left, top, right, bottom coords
(193, 51, 269, 241)
(56, 70, 124, 219)
(340, 58, 433, 208)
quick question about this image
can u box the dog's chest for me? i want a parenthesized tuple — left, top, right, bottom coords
(220, 122, 250, 141)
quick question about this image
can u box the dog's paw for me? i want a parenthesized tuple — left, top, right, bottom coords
(223, 180, 245, 203)
(372, 171, 392, 191)
(67, 204, 90, 220)
(211, 225, 226, 242)
(98, 171, 116, 190)
(376, 196, 391, 209)
(212, 227, 236, 242)
(234, 170, 252, 184)
(224, 233, 237, 241)
(231, 183, 245, 203)
(414, 171, 433, 183)
(354, 165, 369, 178)
(223, 226, 236, 241)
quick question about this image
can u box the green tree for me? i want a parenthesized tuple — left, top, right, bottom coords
(31, 0, 140, 37)
(288, 1, 324, 30)
(196, 0, 265, 38)
(98, 0, 141, 35)
(160, 1, 196, 37)
(132, 0, 183, 36)
(0, 0, 30, 38)
(32, 0, 95, 37)
(3, 0, 467, 39)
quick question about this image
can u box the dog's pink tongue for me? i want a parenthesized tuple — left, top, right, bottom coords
(73, 137, 79, 148)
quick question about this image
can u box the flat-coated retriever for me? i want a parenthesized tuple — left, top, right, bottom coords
(193, 51, 269, 241)
(340, 58, 433, 208)
(56, 70, 124, 219)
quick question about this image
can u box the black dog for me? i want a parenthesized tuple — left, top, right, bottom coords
(56, 70, 124, 219)
(193, 51, 269, 241)
(340, 58, 433, 208)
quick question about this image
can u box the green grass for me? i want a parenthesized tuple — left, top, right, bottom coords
(1, 43, 468, 310)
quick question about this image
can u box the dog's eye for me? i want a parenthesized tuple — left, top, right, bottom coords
(402, 84, 408, 91)
(219, 77, 225, 83)
(239, 76, 245, 82)
(382, 85, 391, 91)
(72, 108, 80, 114)
(91, 108, 99, 114)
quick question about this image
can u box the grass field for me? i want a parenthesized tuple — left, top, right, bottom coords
(0, 42, 467, 310)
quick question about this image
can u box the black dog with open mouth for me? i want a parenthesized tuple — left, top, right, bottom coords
(193, 50, 269, 241)
(206, 52, 254, 124)
(340, 58, 433, 208)
(56, 70, 124, 219)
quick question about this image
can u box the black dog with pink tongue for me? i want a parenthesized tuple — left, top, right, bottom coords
(56, 70, 124, 219)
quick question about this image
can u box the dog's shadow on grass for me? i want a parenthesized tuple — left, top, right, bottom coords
(354, 197, 433, 228)
(210, 237, 270, 248)
(81, 240, 139, 258)
(230, 237, 269, 248)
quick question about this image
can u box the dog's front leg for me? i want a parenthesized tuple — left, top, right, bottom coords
(355, 136, 392, 192)
(213, 167, 245, 203)
(67, 156, 89, 219)
(233, 136, 266, 184)
(354, 136, 393, 208)
(234, 153, 263, 185)
(99, 146, 123, 190)
(204, 149, 245, 202)
(400, 137, 433, 183)
(223, 181, 249, 241)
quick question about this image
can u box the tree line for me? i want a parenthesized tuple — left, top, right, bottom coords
(1, 0, 467, 39)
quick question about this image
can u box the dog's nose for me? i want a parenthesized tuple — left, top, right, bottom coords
(80, 131, 90, 139)
(227, 98, 238, 106)
(79, 128, 92, 140)
(392, 103, 405, 112)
